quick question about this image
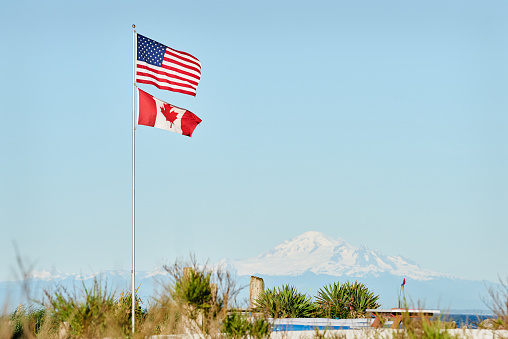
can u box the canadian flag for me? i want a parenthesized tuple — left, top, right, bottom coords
(137, 88, 202, 137)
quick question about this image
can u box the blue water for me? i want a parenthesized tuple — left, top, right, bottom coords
(443, 314, 495, 329)
(272, 325, 351, 331)
(270, 314, 496, 331)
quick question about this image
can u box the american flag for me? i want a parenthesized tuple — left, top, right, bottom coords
(136, 34, 201, 96)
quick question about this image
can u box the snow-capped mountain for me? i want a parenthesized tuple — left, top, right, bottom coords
(0, 232, 496, 311)
(221, 231, 496, 311)
(225, 231, 451, 281)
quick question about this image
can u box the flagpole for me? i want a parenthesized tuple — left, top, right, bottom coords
(131, 24, 137, 334)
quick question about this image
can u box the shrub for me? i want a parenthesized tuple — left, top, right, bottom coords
(172, 267, 213, 311)
(254, 285, 315, 318)
(221, 312, 270, 339)
(9, 306, 46, 338)
(315, 281, 380, 319)
(116, 288, 146, 333)
(155, 256, 243, 336)
(44, 279, 145, 337)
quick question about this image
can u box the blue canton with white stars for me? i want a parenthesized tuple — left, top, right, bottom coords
(137, 34, 166, 67)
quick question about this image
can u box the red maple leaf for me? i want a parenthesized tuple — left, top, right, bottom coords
(160, 103, 178, 127)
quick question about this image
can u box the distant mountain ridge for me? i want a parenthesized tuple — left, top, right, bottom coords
(0, 231, 496, 311)
(25, 267, 168, 282)
(221, 231, 495, 311)
(224, 231, 454, 281)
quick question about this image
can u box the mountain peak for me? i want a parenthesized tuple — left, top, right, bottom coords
(296, 231, 335, 241)
(226, 231, 451, 280)
(279, 231, 338, 246)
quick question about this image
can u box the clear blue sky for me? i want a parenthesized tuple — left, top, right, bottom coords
(1, 0, 507, 283)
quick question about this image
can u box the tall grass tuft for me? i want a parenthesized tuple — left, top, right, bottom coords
(8, 306, 46, 338)
(482, 276, 508, 330)
(43, 279, 144, 337)
(390, 311, 460, 339)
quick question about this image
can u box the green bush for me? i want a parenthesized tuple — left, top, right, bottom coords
(254, 285, 315, 318)
(160, 257, 243, 336)
(44, 280, 145, 337)
(315, 281, 380, 319)
(221, 312, 270, 339)
(5, 256, 245, 337)
(172, 267, 213, 311)
(9, 306, 46, 338)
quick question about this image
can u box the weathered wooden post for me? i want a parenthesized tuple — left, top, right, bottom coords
(250, 276, 264, 309)
(210, 283, 217, 304)
(183, 266, 193, 280)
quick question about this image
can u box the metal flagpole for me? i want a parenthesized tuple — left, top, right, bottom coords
(131, 24, 136, 334)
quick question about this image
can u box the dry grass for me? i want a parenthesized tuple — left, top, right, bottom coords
(481, 277, 508, 330)
(0, 256, 251, 338)
(2, 255, 507, 339)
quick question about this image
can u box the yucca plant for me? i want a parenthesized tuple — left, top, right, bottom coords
(316, 281, 380, 319)
(315, 282, 349, 319)
(254, 285, 315, 318)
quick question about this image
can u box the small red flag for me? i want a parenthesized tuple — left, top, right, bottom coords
(401, 278, 406, 290)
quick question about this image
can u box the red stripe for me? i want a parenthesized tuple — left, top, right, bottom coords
(137, 88, 157, 127)
(165, 50, 201, 72)
(136, 79, 196, 96)
(161, 62, 200, 82)
(137, 63, 199, 87)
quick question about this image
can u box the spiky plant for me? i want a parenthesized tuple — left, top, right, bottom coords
(316, 281, 380, 319)
(254, 285, 315, 318)
(315, 282, 349, 319)
(345, 281, 380, 317)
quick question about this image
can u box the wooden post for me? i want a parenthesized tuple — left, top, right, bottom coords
(250, 276, 264, 309)
(183, 267, 193, 280)
(210, 283, 217, 304)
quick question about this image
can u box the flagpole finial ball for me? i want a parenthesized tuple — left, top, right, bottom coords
(132, 24, 136, 28)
